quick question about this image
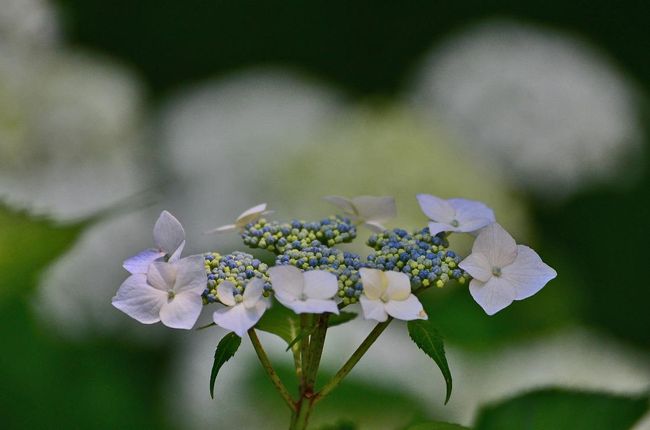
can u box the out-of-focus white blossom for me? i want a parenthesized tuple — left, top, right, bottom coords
(0, 0, 59, 48)
(323, 195, 396, 232)
(206, 203, 272, 234)
(410, 21, 644, 199)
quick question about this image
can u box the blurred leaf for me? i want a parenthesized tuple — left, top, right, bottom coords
(406, 422, 470, 430)
(0, 204, 84, 301)
(256, 300, 300, 344)
(474, 388, 649, 430)
(285, 312, 358, 351)
(407, 318, 452, 404)
(210, 332, 242, 399)
(316, 420, 358, 430)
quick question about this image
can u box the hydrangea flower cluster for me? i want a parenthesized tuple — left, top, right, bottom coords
(111, 194, 556, 430)
(241, 215, 357, 253)
(202, 251, 271, 304)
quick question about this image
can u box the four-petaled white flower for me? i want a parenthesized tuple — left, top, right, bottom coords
(358, 268, 427, 322)
(459, 223, 557, 315)
(212, 278, 271, 337)
(268, 265, 339, 315)
(323, 195, 396, 232)
(206, 203, 272, 234)
(112, 255, 206, 329)
(123, 210, 185, 274)
(417, 194, 495, 236)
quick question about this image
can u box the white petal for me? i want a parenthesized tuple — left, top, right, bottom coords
(122, 249, 165, 274)
(285, 298, 339, 315)
(359, 268, 386, 300)
(243, 278, 265, 307)
(217, 281, 237, 306)
(174, 255, 207, 294)
(384, 295, 427, 321)
(213, 303, 266, 337)
(159, 292, 203, 329)
(459, 252, 492, 282)
(236, 203, 268, 226)
(428, 222, 454, 236)
(384, 271, 412, 301)
(363, 221, 387, 233)
(323, 195, 356, 216)
(167, 241, 185, 262)
(268, 265, 304, 302)
(153, 210, 185, 255)
(359, 296, 389, 322)
(146, 261, 177, 291)
(449, 198, 496, 233)
(472, 223, 517, 268)
(469, 277, 516, 315)
(112, 274, 166, 324)
(351, 195, 396, 222)
(303, 270, 338, 300)
(204, 224, 238, 234)
(503, 245, 557, 300)
(416, 194, 456, 223)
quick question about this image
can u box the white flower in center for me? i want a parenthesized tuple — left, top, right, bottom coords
(358, 268, 427, 322)
(112, 255, 206, 329)
(206, 203, 272, 234)
(459, 223, 557, 315)
(323, 195, 397, 232)
(122, 210, 186, 274)
(212, 278, 271, 337)
(268, 265, 339, 315)
(417, 194, 495, 236)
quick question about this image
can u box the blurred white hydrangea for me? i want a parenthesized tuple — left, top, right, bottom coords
(409, 21, 644, 199)
(0, 0, 60, 48)
(0, 46, 148, 220)
(158, 69, 345, 252)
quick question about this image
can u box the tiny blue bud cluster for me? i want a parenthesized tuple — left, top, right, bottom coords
(241, 216, 357, 254)
(203, 251, 271, 304)
(275, 245, 366, 305)
(367, 227, 469, 288)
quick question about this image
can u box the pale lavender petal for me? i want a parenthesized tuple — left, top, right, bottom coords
(243, 278, 265, 307)
(503, 245, 557, 300)
(269, 265, 304, 302)
(303, 270, 338, 300)
(153, 210, 185, 255)
(359, 296, 389, 322)
(459, 252, 492, 282)
(359, 268, 386, 300)
(159, 292, 203, 329)
(472, 223, 517, 268)
(167, 241, 185, 262)
(323, 195, 356, 216)
(285, 298, 339, 315)
(363, 221, 387, 233)
(384, 295, 427, 321)
(147, 261, 177, 291)
(428, 222, 454, 236)
(469, 277, 516, 315)
(174, 255, 207, 294)
(449, 198, 496, 232)
(213, 303, 266, 337)
(112, 274, 166, 324)
(416, 194, 456, 223)
(352, 195, 396, 222)
(384, 271, 412, 301)
(122, 249, 165, 274)
(204, 224, 238, 234)
(217, 281, 237, 306)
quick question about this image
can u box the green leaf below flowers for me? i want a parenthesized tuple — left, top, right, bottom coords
(255, 300, 301, 345)
(407, 319, 452, 404)
(209, 332, 241, 398)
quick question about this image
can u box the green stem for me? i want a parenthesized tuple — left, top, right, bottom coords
(248, 328, 296, 412)
(313, 318, 393, 404)
(304, 314, 329, 390)
(289, 397, 313, 430)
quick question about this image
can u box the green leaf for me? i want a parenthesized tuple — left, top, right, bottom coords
(255, 300, 301, 344)
(474, 388, 649, 430)
(209, 332, 241, 398)
(405, 422, 470, 430)
(328, 311, 357, 327)
(407, 319, 452, 404)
